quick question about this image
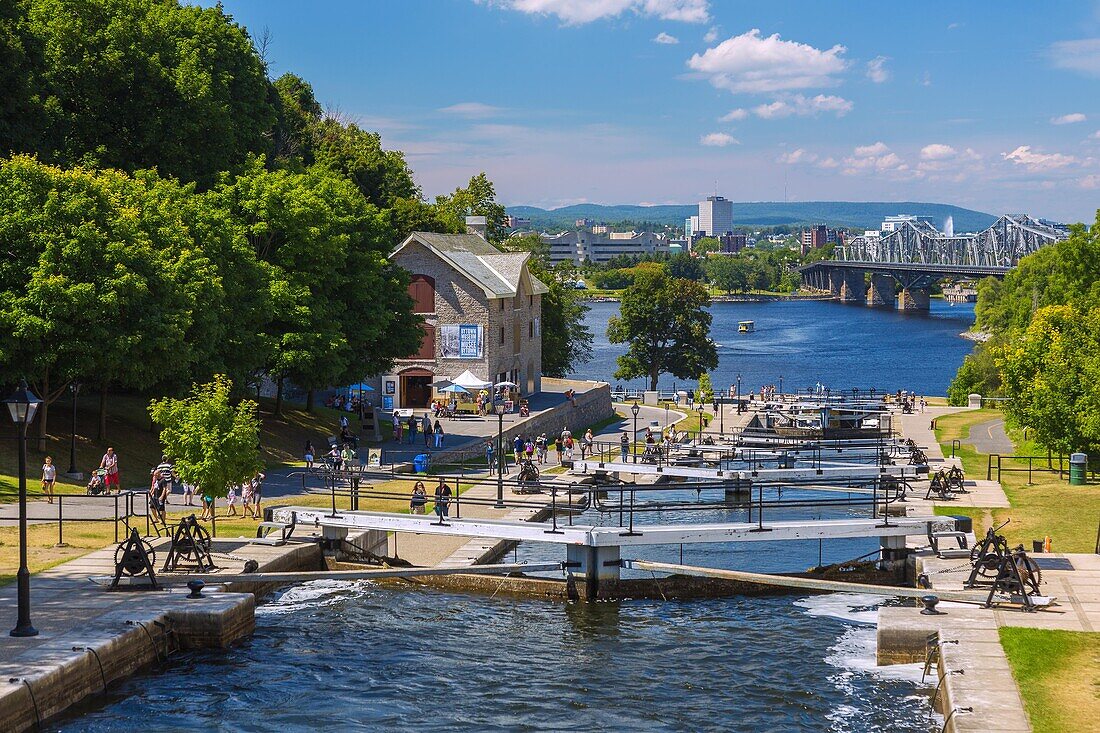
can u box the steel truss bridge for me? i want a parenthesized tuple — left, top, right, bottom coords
(799, 214, 1068, 310)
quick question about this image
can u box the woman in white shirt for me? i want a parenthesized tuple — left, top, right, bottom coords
(41, 456, 57, 504)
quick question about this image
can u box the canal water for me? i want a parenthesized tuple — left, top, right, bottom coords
(54, 301, 958, 732)
(58, 492, 941, 732)
(571, 299, 976, 396)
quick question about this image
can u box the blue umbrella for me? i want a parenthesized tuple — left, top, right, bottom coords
(347, 382, 375, 392)
(440, 384, 470, 393)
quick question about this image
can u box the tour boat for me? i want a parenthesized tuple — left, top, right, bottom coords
(738, 320, 755, 333)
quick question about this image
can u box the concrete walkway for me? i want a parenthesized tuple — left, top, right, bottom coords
(964, 418, 1014, 456)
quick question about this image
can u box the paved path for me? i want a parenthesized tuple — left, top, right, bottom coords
(964, 418, 1014, 455)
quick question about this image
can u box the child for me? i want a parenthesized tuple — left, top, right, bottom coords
(182, 482, 195, 506)
(242, 479, 256, 519)
(41, 456, 56, 504)
(226, 484, 239, 517)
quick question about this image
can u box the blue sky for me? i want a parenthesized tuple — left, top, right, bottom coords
(216, 1, 1100, 222)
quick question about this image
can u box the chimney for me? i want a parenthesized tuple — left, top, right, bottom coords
(465, 215, 488, 239)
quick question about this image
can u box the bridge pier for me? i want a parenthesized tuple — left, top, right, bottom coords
(897, 287, 930, 311)
(838, 271, 866, 303)
(866, 274, 895, 307)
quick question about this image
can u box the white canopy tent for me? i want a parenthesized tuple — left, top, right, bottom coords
(451, 370, 493, 391)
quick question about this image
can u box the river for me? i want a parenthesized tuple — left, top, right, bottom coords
(570, 299, 976, 396)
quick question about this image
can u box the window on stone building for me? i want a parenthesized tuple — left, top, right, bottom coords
(499, 326, 504, 344)
(513, 322, 520, 354)
(528, 321, 533, 338)
(408, 275, 435, 314)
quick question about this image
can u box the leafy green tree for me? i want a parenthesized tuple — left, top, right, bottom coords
(692, 237, 720, 255)
(149, 375, 264, 499)
(434, 173, 508, 243)
(696, 372, 713, 403)
(592, 269, 635, 290)
(667, 252, 705, 281)
(310, 119, 420, 209)
(0, 0, 45, 157)
(21, 0, 276, 186)
(271, 72, 323, 163)
(705, 255, 749, 294)
(946, 344, 1001, 406)
(607, 265, 717, 390)
(998, 305, 1100, 454)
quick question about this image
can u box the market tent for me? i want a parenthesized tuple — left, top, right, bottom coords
(451, 370, 492, 390)
(494, 381, 517, 388)
(347, 382, 375, 392)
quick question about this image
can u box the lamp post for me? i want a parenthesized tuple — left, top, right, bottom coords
(736, 373, 742, 415)
(630, 401, 640, 464)
(5, 380, 41, 638)
(779, 375, 783, 399)
(664, 403, 669, 432)
(66, 381, 81, 477)
(697, 403, 704, 437)
(495, 402, 506, 508)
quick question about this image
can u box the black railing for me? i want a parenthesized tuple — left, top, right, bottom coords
(986, 453, 1099, 484)
(0, 490, 151, 544)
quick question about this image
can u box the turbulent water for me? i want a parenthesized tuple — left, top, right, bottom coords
(571, 299, 976, 396)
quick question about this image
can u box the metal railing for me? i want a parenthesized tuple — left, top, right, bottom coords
(986, 453, 1099, 484)
(0, 489, 152, 544)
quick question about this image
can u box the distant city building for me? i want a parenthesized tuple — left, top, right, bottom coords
(684, 214, 700, 240)
(698, 195, 733, 237)
(880, 214, 932, 232)
(591, 224, 611, 234)
(800, 224, 843, 255)
(719, 233, 748, 254)
(575, 218, 594, 228)
(505, 215, 531, 229)
(541, 228, 670, 265)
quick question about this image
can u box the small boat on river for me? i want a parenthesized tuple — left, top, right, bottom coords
(738, 320, 755, 333)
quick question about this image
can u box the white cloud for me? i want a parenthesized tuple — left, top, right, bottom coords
(438, 102, 503, 118)
(719, 108, 748, 121)
(1080, 174, 1100, 189)
(703, 26, 719, 44)
(687, 29, 848, 94)
(817, 156, 839, 169)
(843, 142, 909, 176)
(654, 31, 679, 44)
(1051, 112, 1086, 125)
(920, 144, 957, 161)
(1091, 130, 1100, 139)
(491, 0, 709, 25)
(947, 22, 962, 30)
(920, 71, 932, 87)
(700, 132, 738, 147)
(854, 141, 889, 157)
(752, 94, 852, 118)
(778, 148, 817, 164)
(1002, 145, 1077, 171)
(1048, 38, 1100, 76)
(866, 56, 890, 83)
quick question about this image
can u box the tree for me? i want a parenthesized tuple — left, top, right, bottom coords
(998, 304, 1100, 454)
(149, 375, 263, 499)
(19, 0, 276, 186)
(434, 173, 508, 243)
(705, 255, 749, 294)
(946, 345, 1001, 406)
(692, 237, 720, 255)
(607, 265, 717, 390)
(310, 119, 420, 209)
(667, 252, 705, 281)
(696, 372, 713, 403)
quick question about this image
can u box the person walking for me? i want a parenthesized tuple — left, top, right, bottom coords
(341, 445, 356, 472)
(305, 441, 316, 472)
(153, 456, 175, 505)
(554, 435, 563, 464)
(433, 420, 444, 448)
(582, 429, 594, 460)
(513, 435, 524, 465)
(422, 414, 432, 447)
(182, 482, 196, 507)
(410, 481, 428, 514)
(486, 440, 495, 474)
(536, 433, 547, 464)
(242, 478, 256, 519)
(620, 432, 629, 462)
(434, 479, 452, 522)
(41, 456, 56, 503)
(226, 484, 239, 517)
(252, 472, 265, 517)
(407, 414, 418, 445)
(393, 413, 403, 443)
(100, 447, 120, 494)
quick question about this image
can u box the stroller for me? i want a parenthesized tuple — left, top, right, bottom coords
(86, 469, 108, 495)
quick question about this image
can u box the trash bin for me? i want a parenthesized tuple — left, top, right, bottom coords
(1032, 540, 1044, 553)
(414, 453, 430, 473)
(1069, 452, 1087, 485)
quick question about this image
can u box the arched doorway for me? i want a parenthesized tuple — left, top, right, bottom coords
(400, 367, 434, 409)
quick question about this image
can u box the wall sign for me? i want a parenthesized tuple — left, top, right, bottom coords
(440, 324, 484, 359)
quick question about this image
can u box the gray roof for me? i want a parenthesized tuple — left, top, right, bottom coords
(393, 232, 549, 298)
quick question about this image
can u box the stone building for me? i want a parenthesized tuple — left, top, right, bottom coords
(377, 217, 548, 409)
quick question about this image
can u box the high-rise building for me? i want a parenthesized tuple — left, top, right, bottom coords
(698, 195, 733, 236)
(684, 215, 700, 240)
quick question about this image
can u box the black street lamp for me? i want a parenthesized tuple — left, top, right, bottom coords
(66, 381, 81, 476)
(736, 374, 742, 415)
(495, 402, 506, 508)
(697, 403, 704, 437)
(664, 403, 669, 432)
(630, 401, 640, 464)
(5, 379, 41, 638)
(779, 375, 783, 398)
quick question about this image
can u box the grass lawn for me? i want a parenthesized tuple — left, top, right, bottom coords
(1000, 628, 1100, 733)
(934, 409, 1100, 553)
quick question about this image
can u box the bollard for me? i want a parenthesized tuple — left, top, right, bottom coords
(186, 580, 205, 599)
(920, 595, 944, 615)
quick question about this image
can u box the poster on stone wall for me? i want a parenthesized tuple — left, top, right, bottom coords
(440, 324, 483, 359)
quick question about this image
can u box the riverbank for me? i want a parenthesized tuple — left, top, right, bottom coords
(582, 291, 837, 303)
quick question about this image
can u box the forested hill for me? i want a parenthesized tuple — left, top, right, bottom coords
(508, 202, 1000, 232)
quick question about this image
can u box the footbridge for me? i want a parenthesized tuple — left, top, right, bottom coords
(800, 214, 1067, 310)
